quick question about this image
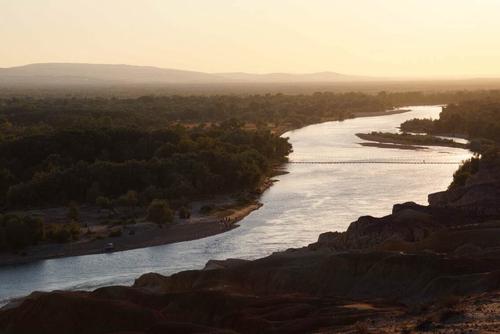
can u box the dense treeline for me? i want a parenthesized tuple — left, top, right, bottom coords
(400, 100, 500, 189)
(3, 80, 500, 98)
(0, 122, 291, 208)
(377, 89, 500, 107)
(4, 90, 500, 136)
(0, 92, 393, 133)
(401, 100, 500, 143)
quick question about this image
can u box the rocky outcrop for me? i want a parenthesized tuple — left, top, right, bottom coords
(429, 158, 500, 216)
(2, 247, 500, 334)
(429, 182, 500, 216)
(133, 250, 500, 302)
(309, 201, 481, 251)
(0, 290, 163, 334)
(0, 286, 405, 334)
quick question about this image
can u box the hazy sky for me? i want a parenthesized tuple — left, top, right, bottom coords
(1, 0, 500, 77)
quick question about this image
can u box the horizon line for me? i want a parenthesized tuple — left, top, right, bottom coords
(2, 62, 500, 81)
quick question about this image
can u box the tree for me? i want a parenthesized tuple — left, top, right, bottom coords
(119, 190, 139, 208)
(178, 206, 191, 219)
(155, 143, 177, 158)
(96, 196, 112, 210)
(67, 202, 80, 222)
(147, 199, 173, 225)
(0, 214, 44, 251)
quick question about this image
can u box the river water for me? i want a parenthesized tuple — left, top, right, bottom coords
(0, 106, 472, 304)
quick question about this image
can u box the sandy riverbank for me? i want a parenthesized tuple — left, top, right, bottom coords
(0, 200, 264, 267)
(359, 142, 428, 150)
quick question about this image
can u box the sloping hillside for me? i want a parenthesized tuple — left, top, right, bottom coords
(0, 63, 225, 85)
(0, 63, 375, 86)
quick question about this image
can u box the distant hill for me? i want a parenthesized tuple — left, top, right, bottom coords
(0, 63, 226, 85)
(0, 63, 376, 86)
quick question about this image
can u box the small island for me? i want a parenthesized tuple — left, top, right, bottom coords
(356, 131, 468, 150)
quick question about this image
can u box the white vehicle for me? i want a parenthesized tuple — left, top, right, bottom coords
(104, 243, 115, 252)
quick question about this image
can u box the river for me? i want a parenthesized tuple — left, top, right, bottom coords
(0, 105, 472, 305)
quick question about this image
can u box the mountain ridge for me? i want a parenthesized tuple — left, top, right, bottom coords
(0, 63, 375, 85)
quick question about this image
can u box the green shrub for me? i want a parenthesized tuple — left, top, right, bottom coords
(117, 190, 139, 207)
(0, 214, 44, 250)
(96, 196, 112, 210)
(449, 157, 480, 189)
(147, 199, 173, 225)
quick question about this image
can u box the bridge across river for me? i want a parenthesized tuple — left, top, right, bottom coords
(288, 160, 462, 165)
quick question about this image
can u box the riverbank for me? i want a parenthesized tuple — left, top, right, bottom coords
(0, 199, 268, 267)
(0, 173, 281, 267)
(0, 201, 265, 267)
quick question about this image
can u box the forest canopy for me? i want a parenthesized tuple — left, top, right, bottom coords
(0, 124, 291, 208)
(3, 90, 500, 209)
